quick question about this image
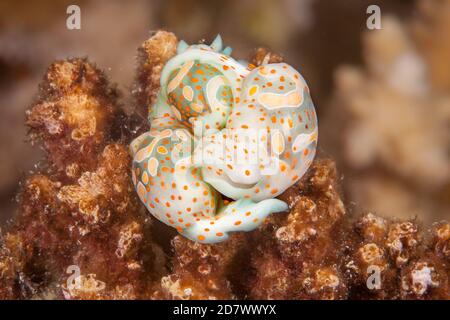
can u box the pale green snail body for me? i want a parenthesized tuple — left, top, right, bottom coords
(131, 36, 317, 243)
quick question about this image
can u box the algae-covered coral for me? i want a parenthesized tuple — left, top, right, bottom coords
(0, 28, 448, 299)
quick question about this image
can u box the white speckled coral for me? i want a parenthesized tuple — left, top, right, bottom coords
(130, 36, 318, 243)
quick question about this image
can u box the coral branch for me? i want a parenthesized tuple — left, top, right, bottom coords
(134, 30, 178, 118)
(26, 58, 123, 181)
(1, 59, 165, 300)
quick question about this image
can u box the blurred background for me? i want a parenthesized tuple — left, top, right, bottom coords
(0, 0, 448, 225)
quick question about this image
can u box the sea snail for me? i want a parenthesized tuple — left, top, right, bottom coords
(130, 35, 318, 243)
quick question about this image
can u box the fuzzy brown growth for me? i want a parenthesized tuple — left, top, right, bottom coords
(250, 47, 284, 66)
(0, 143, 167, 299)
(26, 58, 123, 181)
(344, 214, 449, 299)
(243, 160, 449, 300)
(246, 160, 348, 300)
(153, 234, 246, 300)
(0, 59, 165, 299)
(134, 30, 178, 117)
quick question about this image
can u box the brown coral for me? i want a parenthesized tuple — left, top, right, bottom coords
(26, 58, 123, 181)
(0, 58, 165, 300)
(246, 160, 348, 300)
(153, 234, 246, 300)
(343, 212, 450, 300)
(134, 30, 178, 119)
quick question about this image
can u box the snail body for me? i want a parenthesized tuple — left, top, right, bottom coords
(131, 36, 317, 243)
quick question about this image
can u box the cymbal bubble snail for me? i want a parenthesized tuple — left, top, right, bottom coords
(130, 36, 318, 243)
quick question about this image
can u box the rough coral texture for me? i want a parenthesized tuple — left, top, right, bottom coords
(0, 30, 448, 300)
(127, 30, 179, 148)
(321, 0, 450, 224)
(133, 30, 178, 119)
(346, 217, 449, 299)
(0, 59, 165, 300)
(153, 234, 246, 300)
(26, 58, 124, 181)
(247, 159, 348, 300)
